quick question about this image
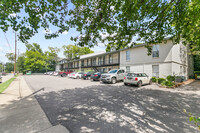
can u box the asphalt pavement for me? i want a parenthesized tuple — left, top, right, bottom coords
(0, 75, 69, 133)
(24, 75, 200, 133)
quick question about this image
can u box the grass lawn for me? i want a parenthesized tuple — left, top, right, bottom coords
(0, 75, 18, 94)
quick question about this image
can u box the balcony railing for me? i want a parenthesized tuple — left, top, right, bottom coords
(64, 58, 119, 69)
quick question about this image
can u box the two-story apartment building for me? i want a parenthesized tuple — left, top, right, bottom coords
(57, 39, 193, 79)
(120, 40, 191, 79)
(58, 51, 120, 73)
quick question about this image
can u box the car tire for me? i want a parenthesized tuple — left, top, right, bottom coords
(77, 76, 80, 79)
(137, 81, 142, 87)
(62, 73, 66, 77)
(93, 79, 95, 81)
(124, 83, 128, 86)
(149, 79, 152, 85)
(111, 78, 117, 84)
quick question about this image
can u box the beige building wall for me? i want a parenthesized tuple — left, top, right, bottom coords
(120, 40, 189, 79)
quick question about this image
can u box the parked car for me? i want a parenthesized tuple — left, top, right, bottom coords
(1, 72, 6, 76)
(59, 70, 73, 77)
(82, 71, 95, 80)
(71, 72, 84, 79)
(53, 71, 59, 76)
(68, 72, 76, 78)
(124, 72, 152, 87)
(100, 69, 125, 84)
(91, 72, 104, 81)
(26, 71, 32, 75)
(0, 76, 2, 83)
(49, 71, 54, 76)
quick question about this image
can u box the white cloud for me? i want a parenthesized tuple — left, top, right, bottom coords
(62, 31, 68, 35)
(100, 32, 117, 40)
(10, 13, 17, 17)
(98, 43, 106, 48)
(0, 47, 3, 52)
(110, 6, 115, 11)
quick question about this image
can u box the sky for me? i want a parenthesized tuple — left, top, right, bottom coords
(0, 27, 106, 63)
(0, 2, 107, 63)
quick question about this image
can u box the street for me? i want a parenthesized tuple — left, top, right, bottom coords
(24, 75, 200, 133)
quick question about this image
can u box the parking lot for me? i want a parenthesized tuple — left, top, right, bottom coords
(24, 75, 200, 133)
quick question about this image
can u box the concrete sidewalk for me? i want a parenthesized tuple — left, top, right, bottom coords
(2, 73, 14, 83)
(0, 76, 69, 133)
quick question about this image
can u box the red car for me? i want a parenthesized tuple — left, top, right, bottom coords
(59, 70, 73, 77)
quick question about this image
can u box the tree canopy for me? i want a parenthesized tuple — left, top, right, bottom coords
(5, 53, 15, 62)
(22, 43, 60, 73)
(0, 0, 199, 51)
(62, 44, 94, 60)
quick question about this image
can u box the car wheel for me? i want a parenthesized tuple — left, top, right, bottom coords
(77, 76, 80, 79)
(111, 78, 116, 84)
(62, 74, 66, 77)
(137, 81, 142, 87)
(124, 83, 128, 86)
(149, 79, 152, 85)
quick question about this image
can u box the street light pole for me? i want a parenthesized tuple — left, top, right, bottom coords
(14, 32, 17, 75)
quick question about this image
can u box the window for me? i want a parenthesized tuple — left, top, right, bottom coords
(126, 66, 130, 73)
(109, 69, 118, 73)
(152, 45, 159, 58)
(126, 50, 130, 61)
(152, 65, 159, 78)
(81, 60, 84, 66)
(141, 73, 147, 77)
(109, 54, 112, 64)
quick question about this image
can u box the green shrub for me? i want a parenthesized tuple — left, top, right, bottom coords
(165, 81, 175, 87)
(161, 81, 166, 86)
(167, 75, 175, 81)
(157, 78, 166, 84)
(194, 71, 200, 74)
(161, 81, 175, 88)
(152, 77, 157, 82)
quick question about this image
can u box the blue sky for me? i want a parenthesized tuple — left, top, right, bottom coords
(0, 2, 107, 63)
(0, 27, 106, 63)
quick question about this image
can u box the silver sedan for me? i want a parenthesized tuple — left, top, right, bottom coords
(124, 72, 152, 87)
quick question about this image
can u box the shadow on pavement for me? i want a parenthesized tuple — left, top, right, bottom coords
(0, 96, 51, 133)
(35, 85, 200, 133)
(177, 80, 200, 91)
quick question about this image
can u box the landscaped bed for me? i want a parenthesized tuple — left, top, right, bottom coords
(152, 75, 195, 89)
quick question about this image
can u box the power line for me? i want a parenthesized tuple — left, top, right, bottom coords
(4, 32, 13, 52)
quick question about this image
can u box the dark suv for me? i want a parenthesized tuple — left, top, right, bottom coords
(91, 72, 104, 81)
(82, 71, 95, 80)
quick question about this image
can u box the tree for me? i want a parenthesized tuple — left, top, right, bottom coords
(5, 62, 14, 73)
(45, 47, 60, 71)
(24, 43, 46, 73)
(62, 45, 94, 60)
(5, 53, 15, 62)
(194, 55, 200, 71)
(0, 0, 199, 50)
(16, 54, 25, 73)
(0, 63, 3, 72)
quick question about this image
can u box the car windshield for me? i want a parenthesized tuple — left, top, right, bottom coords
(127, 73, 137, 77)
(108, 70, 118, 73)
(94, 72, 100, 75)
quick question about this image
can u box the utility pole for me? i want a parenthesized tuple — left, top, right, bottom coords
(14, 32, 17, 75)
